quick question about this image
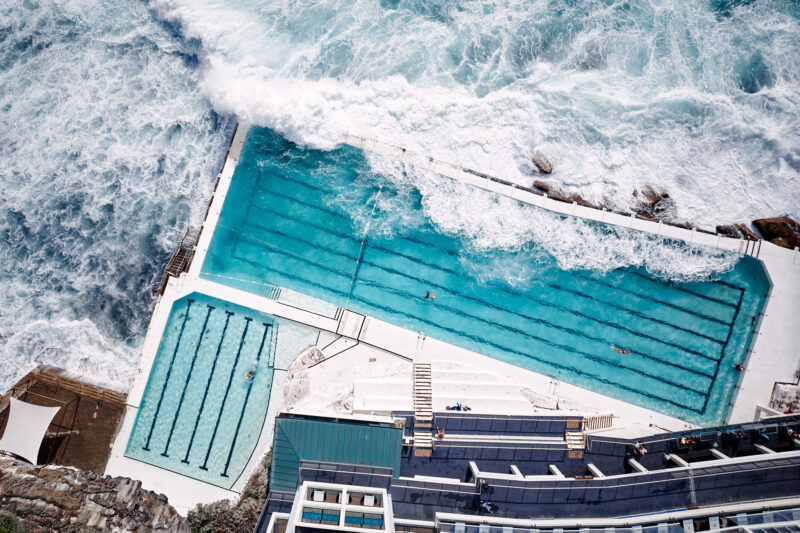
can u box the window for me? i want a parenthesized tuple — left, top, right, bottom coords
(301, 507, 323, 524)
(321, 509, 340, 525)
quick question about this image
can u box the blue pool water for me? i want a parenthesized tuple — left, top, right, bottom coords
(126, 292, 275, 488)
(201, 128, 770, 425)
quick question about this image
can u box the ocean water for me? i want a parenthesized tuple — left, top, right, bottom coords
(1, 0, 798, 392)
(0, 0, 233, 391)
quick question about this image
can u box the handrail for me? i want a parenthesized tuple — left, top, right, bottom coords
(584, 413, 614, 431)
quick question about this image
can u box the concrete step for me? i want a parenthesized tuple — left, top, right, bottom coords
(565, 431, 586, 449)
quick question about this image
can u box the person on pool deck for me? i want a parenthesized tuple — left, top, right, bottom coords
(611, 346, 631, 355)
(424, 291, 437, 300)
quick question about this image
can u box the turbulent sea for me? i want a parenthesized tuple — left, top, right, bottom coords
(1, 0, 798, 391)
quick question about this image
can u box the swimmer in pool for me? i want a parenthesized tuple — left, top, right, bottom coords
(611, 346, 631, 356)
(246, 366, 256, 379)
(424, 291, 437, 300)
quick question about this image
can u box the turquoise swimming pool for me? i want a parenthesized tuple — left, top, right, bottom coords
(126, 293, 275, 488)
(200, 128, 770, 425)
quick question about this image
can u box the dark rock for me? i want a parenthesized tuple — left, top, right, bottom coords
(752, 217, 800, 249)
(532, 179, 605, 210)
(633, 186, 674, 221)
(716, 224, 758, 240)
(0, 457, 188, 532)
(533, 152, 553, 173)
(533, 180, 551, 192)
(735, 224, 759, 241)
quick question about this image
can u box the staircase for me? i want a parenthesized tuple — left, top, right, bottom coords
(413, 363, 433, 456)
(166, 247, 191, 277)
(156, 230, 198, 295)
(413, 364, 433, 422)
(565, 431, 586, 449)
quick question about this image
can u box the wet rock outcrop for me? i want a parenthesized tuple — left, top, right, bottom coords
(532, 180, 605, 210)
(532, 151, 553, 173)
(752, 217, 800, 249)
(0, 457, 188, 532)
(716, 223, 759, 241)
(632, 186, 675, 220)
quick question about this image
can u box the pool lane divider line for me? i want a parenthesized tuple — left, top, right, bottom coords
(143, 298, 193, 452)
(161, 304, 214, 458)
(254, 179, 749, 317)
(230, 233, 723, 372)
(210, 251, 707, 414)
(221, 253, 712, 410)
(627, 271, 742, 308)
(260, 168, 756, 284)
(701, 288, 745, 413)
(182, 310, 234, 464)
(221, 322, 271, 478)
(229, 244, 719, 386)
(237, 211, 731, 350)
(201, 316, 252, 471)
(570, 272, 736, 327)
(256, 171, 749, 306)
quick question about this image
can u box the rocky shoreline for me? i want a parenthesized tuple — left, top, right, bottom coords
(0, 456, 188, 532)
(532, 179, 800, 250)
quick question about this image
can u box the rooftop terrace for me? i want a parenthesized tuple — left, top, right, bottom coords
(256, 412, 800, 532)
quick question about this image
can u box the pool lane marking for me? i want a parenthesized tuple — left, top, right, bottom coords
(701, 287, 745, 414)
(346, 188, 382, 306)
(230, 229, 722, 369)
(260, 172, 750, 309)
(161, 304, 214, 458)
(231, 215, 726, 355)
(252, 184, 744, 324)
(627, 271, 742, 308)
(221, 322, 271, 478)
(217, 253, 711, 410)
(229, 241, 718, 385)
(201, 317, 252, 471)
(143, 298, 193, 452)
(570, 272, 735, 327)
(182, 310, 234, 464)
(240, 207, 731, 349)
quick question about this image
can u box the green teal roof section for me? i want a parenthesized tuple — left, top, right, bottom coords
(270, 415, 403, 492)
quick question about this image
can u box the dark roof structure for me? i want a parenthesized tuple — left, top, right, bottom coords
(255, 412, 800, 533)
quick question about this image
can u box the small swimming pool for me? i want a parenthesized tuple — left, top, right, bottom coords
(201, 128, 770, 425)
(126, 292, 275, 488)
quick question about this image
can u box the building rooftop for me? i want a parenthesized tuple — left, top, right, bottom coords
(255, 412, 800, 532)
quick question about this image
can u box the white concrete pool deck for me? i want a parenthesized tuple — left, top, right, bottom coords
(107, 123, 800, 514)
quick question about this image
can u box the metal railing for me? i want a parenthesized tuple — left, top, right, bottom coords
(584, 413, 614, 431)
(155, 228, 199, 296)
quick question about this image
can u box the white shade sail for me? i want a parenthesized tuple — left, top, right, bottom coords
(0, 397, 61, 465)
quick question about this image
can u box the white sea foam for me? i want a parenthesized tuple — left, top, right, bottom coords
(0, 0, 232, 391)
(154, 0, 800, 269)
(359, 156, 741, 282)
(2, 0, 798, 391)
